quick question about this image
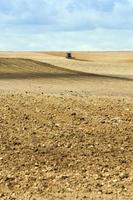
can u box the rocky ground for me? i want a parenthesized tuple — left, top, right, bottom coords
(0, 94, 133, 200)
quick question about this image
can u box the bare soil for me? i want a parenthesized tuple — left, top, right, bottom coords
(0, 52, 133, 199)
(0, 95, 133, 200)
(0, 56, 133, 96)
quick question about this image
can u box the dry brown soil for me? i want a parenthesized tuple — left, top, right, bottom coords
(0, 95, 133, 200)
(0, 52, 133, 199)
(0, 55, 133, 96)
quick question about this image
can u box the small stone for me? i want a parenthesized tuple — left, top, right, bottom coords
(119, 172, 129, 179)
(105, 189, 113, 194)
(113, 179, 118, 183)
(80, 117, 85, 121)
(0, 193, 4, 197)
(55, 123, 60, 127)
(35, 162, 39, 166)
(71, 112, 76, 116)
(101, 120, 106, 124)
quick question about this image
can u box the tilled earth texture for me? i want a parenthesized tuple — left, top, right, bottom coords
(0, 52, 133, 200)
(0, 95, 133, 200)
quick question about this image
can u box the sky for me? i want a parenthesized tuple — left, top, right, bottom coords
(0, 0, 133, 51)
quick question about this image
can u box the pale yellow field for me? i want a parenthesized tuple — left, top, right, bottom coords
(0, 51, 133, 96)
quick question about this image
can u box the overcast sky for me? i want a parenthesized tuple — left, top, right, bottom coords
(0, 0, 133, 51)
